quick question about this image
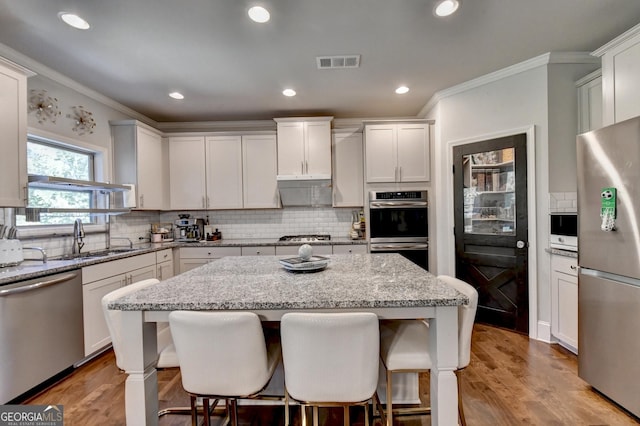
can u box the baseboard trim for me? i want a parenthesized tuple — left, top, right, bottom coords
(536, 321, 552, 343)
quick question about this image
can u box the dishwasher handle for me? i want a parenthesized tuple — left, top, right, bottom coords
(0, 272, 79, 297)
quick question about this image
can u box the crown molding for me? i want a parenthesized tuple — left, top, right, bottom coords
(418, 51, 599, 117)
(0, 42, 158, 127)
(592, 22, 640, 57)
(155, 120, 276, 133)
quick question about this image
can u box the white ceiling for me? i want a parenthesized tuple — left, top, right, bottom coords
(1, 0, 640, 123)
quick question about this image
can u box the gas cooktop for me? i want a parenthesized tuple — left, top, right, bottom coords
(278, 234, 331, 243)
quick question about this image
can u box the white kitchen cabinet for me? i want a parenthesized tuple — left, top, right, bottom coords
(0, 58, 29, 207)
(241, 246, 276, 256)
(576, 70, 603, 133)
(364, 122, 430, 183)
(111, 120, 167, 210)
(332, 244, 367, 254)
(242, 135, 279, 208)
(332, 131, 364, 207)
(206, 135, 243, 209)
(275, 117, 333, 178)
(593, 23, 640, 125)
(275, 245, 333, 256)
(178, 246, 241, 273)
(551, 254, 578, 353)
(169, 136, 207, 209)
(82, 252, 157, 356)
(155, 249, 174, 280)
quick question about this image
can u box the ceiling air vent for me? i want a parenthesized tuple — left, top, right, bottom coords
(316, 55, 361, 69)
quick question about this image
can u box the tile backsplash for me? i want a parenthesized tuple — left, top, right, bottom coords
(549, 192, 577, 213)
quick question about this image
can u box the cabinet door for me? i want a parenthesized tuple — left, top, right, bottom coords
(333, 132, 364, 207)
(206, 135, 243, 209)
(83, 274, 125, 355)
(577, 73, 603, 133)
(277, 122, 305, 176)
(179, 259, 211, 273)
(397, 124, 429, 182)
(305, 121, 332, 176)
(0, 61, 27, 207)
(365, 125, 397, 183)
(129, 265, 156, 284)
(169, 136, 206, 209)
(136, 127, 165, 209)
(156, 261, 174, 281)
(551, 255, 578, 352)
(243, 135, 279, 208)
(610, 41, 640, 123)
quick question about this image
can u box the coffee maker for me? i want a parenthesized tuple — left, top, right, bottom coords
(175, 214, 201, 241)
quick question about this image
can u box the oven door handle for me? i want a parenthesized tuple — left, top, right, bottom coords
(370, 201, 428, 208)
(371, 243, 429, 251)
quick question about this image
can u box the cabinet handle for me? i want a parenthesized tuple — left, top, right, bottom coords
(301, 161, 304, 175)
(394, 167, 398, 181)
(398, 167, 402, 182)
(202, 197, 206, 208)
(139, 194, 144, 208)
(305, 160, 308, 174)
(206, 196, 210, 208)
(256, 251, 260, 255)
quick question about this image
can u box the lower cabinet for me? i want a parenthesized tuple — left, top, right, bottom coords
(82, 252, 157, 356)
(155, 249, 174, 280)
(178, 247, 241, 273)
(551, 254, 578, 353)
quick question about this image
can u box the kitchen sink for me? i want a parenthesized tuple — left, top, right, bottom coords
(57, 247, 141, 260)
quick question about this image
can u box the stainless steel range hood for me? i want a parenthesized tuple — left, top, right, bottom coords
(277, 176, 332, 207)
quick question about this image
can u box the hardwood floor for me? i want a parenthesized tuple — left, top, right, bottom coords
(24, 324, 639, 425)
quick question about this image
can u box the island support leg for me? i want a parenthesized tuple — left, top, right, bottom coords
(429, 306, 459, 425)
(121, 311, 159, 426)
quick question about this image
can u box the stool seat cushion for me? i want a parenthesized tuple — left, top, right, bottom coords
(380, 320, 431, 371)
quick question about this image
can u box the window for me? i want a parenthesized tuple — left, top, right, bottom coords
(16, 138, 96, 226)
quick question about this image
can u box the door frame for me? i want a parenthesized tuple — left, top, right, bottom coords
(442, 125, 538, 339)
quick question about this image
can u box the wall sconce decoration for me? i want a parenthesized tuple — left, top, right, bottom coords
(28, 89, 61, 124)
(67, 106, 96, 135)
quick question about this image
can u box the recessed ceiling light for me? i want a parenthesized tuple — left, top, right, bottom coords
(169, 92, 184, 100)
(434, 0, 460, 17)
(59, 12, 90, 30)
(282, 89, 296, 97)
(248, 6, 270, 23)
(395, 86, 410, 95)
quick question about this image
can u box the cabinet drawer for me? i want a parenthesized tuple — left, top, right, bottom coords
(332, 244, 368, 254)
(275, 245, 332, 256)
(552, 255, 578, 276)
(155, 249, 173, 264)
(180, 246, 241, 259)
(82, 252, 156, 284)
(241, 246, 276, 256)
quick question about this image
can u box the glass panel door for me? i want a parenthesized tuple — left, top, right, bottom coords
(463, 148, 515, 236)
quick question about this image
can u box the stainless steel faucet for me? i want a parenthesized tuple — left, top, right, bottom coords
(110, 236, 133, 249)
(72, 219, 85, 254)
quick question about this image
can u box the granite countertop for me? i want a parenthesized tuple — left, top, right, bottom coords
(0, 238, 368, 286)
(109, 253, 468, 312)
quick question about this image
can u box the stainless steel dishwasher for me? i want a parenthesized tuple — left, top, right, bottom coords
(0, 270, 84, 403)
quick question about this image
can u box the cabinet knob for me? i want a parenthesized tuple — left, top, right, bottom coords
(570, 265, 577, 270)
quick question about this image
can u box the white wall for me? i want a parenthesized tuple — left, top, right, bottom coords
(424, 54, 598, 340)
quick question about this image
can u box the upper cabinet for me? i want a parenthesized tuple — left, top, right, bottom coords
(332, 131, 364, 207)
(169, 133, 278, 210)
(275, 117, 333, 179)
(205, 134, 279, 209)
(0, 58, 30, 207)
(111, 120, 167, 210)
(576, 70, 603, 134)
(364, 121, 430, 183)
(169, 136, 207, 209)
(593, 23, 640, 126)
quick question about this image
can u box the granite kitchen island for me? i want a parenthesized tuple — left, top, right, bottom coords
(109, 253, 468, 425)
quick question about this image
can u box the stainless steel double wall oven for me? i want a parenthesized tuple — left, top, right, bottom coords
(369, 191, 429, 270)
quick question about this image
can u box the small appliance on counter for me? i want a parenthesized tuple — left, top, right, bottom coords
(175, 214, 201, 242)
(204, 225, 222, 241)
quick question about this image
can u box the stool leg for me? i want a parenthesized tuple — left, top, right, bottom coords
(190, 395, 197, 426)
(203, 398, 210, 426)
(343, 406, 350, 426)
(284, 390, 290, 426)
(301, 404, 308, 426)
(386, 369, 393, 426)
(229, 399, 238, 426)
(313, 406, 319, 426)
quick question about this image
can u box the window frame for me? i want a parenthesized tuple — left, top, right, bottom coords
(13, 128, 111, 236)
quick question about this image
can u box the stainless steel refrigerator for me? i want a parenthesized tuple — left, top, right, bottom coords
(576, 116, 640, 418)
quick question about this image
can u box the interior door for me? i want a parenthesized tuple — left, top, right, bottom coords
(453, 133, 529, 333)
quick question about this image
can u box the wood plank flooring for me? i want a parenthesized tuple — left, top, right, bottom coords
(23, 324, 639, 425)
